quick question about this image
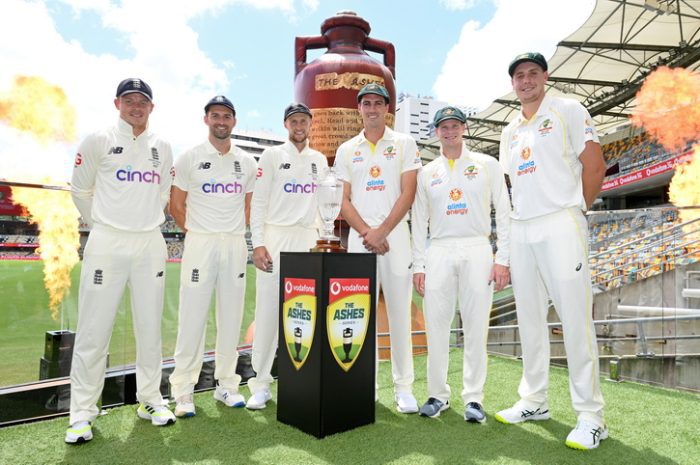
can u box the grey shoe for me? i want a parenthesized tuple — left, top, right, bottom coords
(464, 402, 486, 423)
(419, 397, 449, 418)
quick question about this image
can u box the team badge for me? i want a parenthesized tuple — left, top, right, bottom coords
(282, 278, 316, 370)
(383, 145, 396, 160)
(538, 119, 553, 136)
(463, 164, 478, 180)
(327, 278, 371, 372)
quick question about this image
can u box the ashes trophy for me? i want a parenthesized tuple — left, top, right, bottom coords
(311, 167, 346, 253)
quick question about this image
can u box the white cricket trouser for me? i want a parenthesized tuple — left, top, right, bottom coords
(423, 236, 493, 404)
(348, 221, 414, 394)
(247, 224, 318, 394)
(510, 208, 605, 426)
(69, 224, 167, 425)
(169, 232, 248, 399)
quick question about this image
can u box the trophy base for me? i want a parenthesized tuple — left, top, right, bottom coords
(311, 239, 346, 253)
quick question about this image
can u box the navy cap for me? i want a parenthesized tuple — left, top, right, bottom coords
(204, 95, 236, 115)
(284, 102, 313, 121)
(116, 78, 152, 100)
(508, 52, 548, 77)
(433, 106, 467, 127)
(357, 83, 390, 103)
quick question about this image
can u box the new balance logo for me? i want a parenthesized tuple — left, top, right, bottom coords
(238, 273, 245, 278)
(279, 163, 291, 170)
(156, 271, 164, 277)
(198, 162, 212, 170)
(108, 146, 124, 154)
(191, 269, 200, 283)
(93, 269, 103, 285)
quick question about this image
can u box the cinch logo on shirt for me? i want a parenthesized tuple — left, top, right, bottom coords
(116, 166, 161, 184)
(283, 180, 317, 193)
(446, 189, 467, 215)
(366, 165, 385, 191)
(202, 180, 243, 194)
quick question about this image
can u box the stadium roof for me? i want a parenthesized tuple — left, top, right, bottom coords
(420, 0, 700, 158)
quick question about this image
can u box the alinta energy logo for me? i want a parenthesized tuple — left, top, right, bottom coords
(446, 188, 467, 216)
(517, 146, 537, 176)
(283, 278, 316, 370)
(366, 165, 385, 192)
(115, 166, 161, 184)
(327, 278, 371, 372)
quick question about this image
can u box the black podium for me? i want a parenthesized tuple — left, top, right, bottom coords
(277, 252, 376, 438)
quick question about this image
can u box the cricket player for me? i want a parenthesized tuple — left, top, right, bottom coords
(335, 83, 422, 414)
(495, 52, 608, 450)
(169, 96, 257, 417)
(246, 103, 328, 409)
(66, 78, 175, 444)
(412, 106, 510, 422)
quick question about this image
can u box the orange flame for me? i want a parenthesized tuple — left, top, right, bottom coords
(0, 76, 80, 320)
(631, 66, 700, 151)
(0, 76, 77, 143)
(631, 67, 700, 230)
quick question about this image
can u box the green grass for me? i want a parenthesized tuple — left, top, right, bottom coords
(0, 261, 259, 386)
(1, 354, 698, 465)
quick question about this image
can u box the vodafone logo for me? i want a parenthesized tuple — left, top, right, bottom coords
(330, 281, 341, 296)
(285, 281, 293, 294)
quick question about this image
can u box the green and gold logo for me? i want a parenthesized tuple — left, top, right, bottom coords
(327, 278, 371, 372)
(282, 278, 316, 370)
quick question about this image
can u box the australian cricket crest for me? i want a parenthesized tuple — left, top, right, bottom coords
(283, 278, 316, 370)
(327, 278, 370, 372)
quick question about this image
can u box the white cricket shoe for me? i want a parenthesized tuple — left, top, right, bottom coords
(137, 402, 176, 426)
(174, 394, 196, 418)
(495, 401, 551, 424)
(214, 387, 246, 408)
(246, 389, 272, 410)
(65, 421, 92, 444)
(395, 392, 419, 414)
(565, 419, 608, 450)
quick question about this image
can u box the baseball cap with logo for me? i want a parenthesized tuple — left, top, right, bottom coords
(508, 52, 548, 77)
(284, 102, 313, 121)
(204, 95, 236, 115)
(357, 83, 390, 103)
(433, 106, 467, 127)
(116, 78, 153, 101)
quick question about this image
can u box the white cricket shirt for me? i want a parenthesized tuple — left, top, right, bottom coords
(412, 147, 511, 273)
(334, 126, 421, 226)
(71, 118, 173, 232)
(173, 141, 256, 234)
(250, 140, 328, 248)
(499, 94, 599, 220)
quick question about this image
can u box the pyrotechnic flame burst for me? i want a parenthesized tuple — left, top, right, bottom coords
(0, 76, 80, 320)
(631, 66, 700, 230)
